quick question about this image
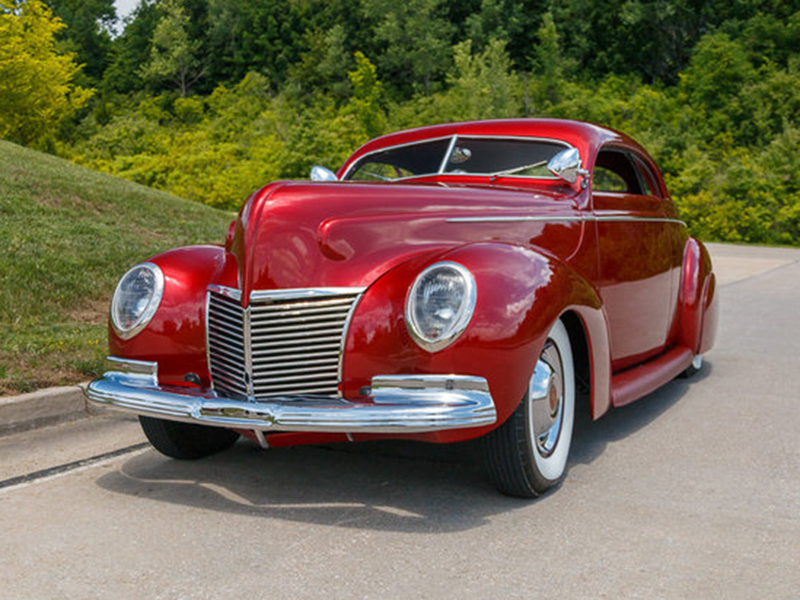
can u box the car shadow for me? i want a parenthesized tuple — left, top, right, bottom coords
(570, 360, 714, 466)
(95, 361, 712, 533)
(95, 435, 529, 533)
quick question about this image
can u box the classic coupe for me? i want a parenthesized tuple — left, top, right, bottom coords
(86, 119, 718, 498)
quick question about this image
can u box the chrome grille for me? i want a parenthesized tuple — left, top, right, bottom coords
(206, 288, 362, 400)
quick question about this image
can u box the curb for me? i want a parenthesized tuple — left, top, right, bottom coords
(0, 384, 105, 437)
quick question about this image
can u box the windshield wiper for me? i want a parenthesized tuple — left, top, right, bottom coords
(488, 160, 548, 178)
(360, 170, 394, 181)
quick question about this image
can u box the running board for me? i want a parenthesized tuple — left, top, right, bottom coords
(611, 346, 694, 408)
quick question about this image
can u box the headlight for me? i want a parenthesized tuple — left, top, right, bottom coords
(405, 261, 476, 352)
(110, 262, 164, 340)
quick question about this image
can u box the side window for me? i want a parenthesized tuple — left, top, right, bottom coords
(593, 149, 644, 195)
(592, 166, 628, 192)
(632, 155, 662, 197)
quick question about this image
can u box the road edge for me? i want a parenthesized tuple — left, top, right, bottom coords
(0, 384, 103, 437)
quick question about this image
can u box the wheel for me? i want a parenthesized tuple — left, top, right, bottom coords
(139, 416, 239, 460)
(679, 354, 704, 379)
(483, 319, 575, 498)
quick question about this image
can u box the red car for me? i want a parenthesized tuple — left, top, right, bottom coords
(87, 119, 718, 498)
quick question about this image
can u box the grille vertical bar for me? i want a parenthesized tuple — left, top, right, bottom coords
(206, 288, 362, 400)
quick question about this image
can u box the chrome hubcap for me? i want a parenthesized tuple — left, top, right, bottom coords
(529, 341, 564, 457)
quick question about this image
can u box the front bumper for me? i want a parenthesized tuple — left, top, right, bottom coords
(85, 358, 497, 434)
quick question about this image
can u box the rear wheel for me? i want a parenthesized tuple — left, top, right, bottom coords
(679, 354, 704, 379)
(139, 416, 239, 460)
(483, 319, 575, 498)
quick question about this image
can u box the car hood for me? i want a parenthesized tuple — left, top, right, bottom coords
(226, 181, 577, 301)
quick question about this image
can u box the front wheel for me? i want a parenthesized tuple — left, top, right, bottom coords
(483, 319, 575, 498)
(139, 416, 240, 460)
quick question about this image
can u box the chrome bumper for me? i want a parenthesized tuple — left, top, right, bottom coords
(85, 358, 497, 433)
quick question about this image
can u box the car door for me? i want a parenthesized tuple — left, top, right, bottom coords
(592, 146, 676, 371)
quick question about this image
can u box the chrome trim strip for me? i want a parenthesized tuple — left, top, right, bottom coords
(371, 374, 489, 394)
(249, 343, 342, 356)
(103, 357, 158, 382)
(204, 291, 214, 392)
(592, 215, 686, 226)
(243, 302, 255, 397)
(447, 215, 581, 223)
(439, 135, 459, 174)
(249, 330, 344, 344)
(250, 302, 355, 315)
(86, 359, 497, 433)
(447, 215, 687, 226)
(250, 287, 366, 302)
(207, 284, 242, 302)
(338, 292, 364, 397)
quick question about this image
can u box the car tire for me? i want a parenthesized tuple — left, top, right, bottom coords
(483, 319, 575, 498)
(678, 354, 704, 379)
(139, 416, 240, 460)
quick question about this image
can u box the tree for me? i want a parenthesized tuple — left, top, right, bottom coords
(101, 0, 160, 94)
(141, 0, 201, 97)
(530, 11, 573, 108)
(442, 39, 520, 120)
(46, 0, 115, 83)
(362, 0, 454, 95)
(0, 0, 93, 147)
(347, 51, 385, 139)
(206, 0, 310, 90)
(287, 24, 353, 101)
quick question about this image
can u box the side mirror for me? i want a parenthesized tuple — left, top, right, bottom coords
(310, 166, 338, 182)
(547, 148, 589, 185)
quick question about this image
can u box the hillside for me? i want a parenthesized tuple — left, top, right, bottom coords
(0, 140, 234, 395)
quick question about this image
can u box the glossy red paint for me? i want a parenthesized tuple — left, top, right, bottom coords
(678, 238, 718, 354)
(109, 119, 717, 447)
(109, 245, 237, 388)
(611, 346, 693, 407)
(341, 243, 608, 442)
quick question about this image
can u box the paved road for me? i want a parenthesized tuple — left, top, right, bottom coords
(1, 243, 798, 599)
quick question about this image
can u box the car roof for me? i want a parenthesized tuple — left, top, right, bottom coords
(339, 119, 645, 177)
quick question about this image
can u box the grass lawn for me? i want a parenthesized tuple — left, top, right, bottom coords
(0, 140, 234, 395)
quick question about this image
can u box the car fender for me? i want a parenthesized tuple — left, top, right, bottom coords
(679, 238, 718, 354)
(109, 245, 236, 387)
(342, 242, 612, 442)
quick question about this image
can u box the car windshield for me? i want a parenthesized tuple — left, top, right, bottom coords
(345, 136, 569, 182)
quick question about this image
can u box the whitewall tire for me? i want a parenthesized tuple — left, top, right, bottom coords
(484, 319, 575, 498)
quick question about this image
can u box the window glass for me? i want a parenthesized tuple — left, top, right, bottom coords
(443, 138, 564, 177)
(346, 137, 568, 181)
(593, 149, 644, 194)
(593, 166, 628, 192)
(632, 155, 661, 197)
(348, 138, 451, 181)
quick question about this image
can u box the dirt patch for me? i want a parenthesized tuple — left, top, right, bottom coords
(68, 299, 108, 325)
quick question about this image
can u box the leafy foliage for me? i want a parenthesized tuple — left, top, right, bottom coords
(0, 0, 93, 147)
(46, 0, 115, 84)
(141, 0, 201, 97)
(3, 0, 800, 245)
